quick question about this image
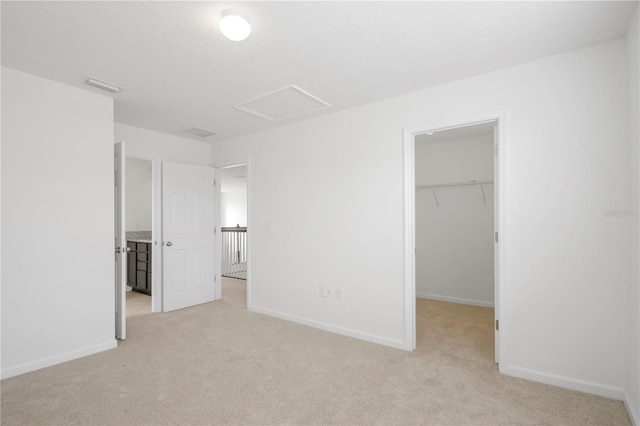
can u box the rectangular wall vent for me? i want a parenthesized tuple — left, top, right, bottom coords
(85, 77, 121, 93)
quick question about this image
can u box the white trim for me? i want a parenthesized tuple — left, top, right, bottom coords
(151, 160, 163, 312)
(416, 293, 495, 308)
(624, 390, 639, 426)
(403, 129, 416, 351)
(248, 304, 406, 350)
(495, 114, 509, 374)
(114, 141, 127, 340)
(245, 159, 251, 307)
(403, 112, 507, 367)
(213, 166, 222, 300)
(507, 365, 625, 400)
(493, 122, 500, 363)
(1, 340, 118, 379)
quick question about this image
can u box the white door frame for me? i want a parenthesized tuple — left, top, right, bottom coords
(151, 160, 163, 312)
(403, 113, 507, 369)
(114, 142, 127, 339)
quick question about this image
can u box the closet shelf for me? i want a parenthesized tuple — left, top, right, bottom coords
(416, 180, 493, 189)
(417, 180, 494, 207)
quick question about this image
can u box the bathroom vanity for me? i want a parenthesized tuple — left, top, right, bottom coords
(127, 240, 152, 295)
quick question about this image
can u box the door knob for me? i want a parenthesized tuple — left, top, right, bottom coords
(165, 241, 173, 247)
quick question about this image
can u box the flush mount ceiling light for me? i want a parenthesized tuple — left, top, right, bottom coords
(84, 77, 121, 93)
(219, 9, 251, 41)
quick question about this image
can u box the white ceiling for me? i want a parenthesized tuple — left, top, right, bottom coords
(2, 1, 637, 143)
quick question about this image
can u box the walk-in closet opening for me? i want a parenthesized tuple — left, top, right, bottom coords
(407, 119, 501, 366)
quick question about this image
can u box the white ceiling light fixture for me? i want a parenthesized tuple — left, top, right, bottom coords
(219, 9, 251, 41)
(84, 77, 121, 93)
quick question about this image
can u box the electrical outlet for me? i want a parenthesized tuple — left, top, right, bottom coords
(326, 287, 333, 298)
(335, 287, 343, 301)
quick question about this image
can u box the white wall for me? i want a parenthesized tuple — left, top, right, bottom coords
(212, 40, 630, 399)
(626, 4, 640, 424)
(125, 157, 152, 232)
(415, 134, 494, 306)
(1, 68, 116, 378)
(221, 191, 247, 227)
(115, 122, 211, 165)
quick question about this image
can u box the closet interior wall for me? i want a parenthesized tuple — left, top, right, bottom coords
(415, 128, 495, 307)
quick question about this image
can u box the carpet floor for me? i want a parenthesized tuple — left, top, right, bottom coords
(126, 290, 152, 318)
(0, 278, 631, 425)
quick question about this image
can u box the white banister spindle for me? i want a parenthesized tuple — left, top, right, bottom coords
(221, 227, 247, 279)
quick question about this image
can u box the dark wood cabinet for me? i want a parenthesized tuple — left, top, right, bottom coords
(127, 241, 152, 295)
(127, 242, 136, 288)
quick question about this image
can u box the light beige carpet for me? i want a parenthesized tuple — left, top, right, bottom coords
(0, 278, 631, 425)
(126, 290, 152, 318)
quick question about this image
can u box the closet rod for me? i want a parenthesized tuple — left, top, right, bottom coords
(416, 180, 493, 189)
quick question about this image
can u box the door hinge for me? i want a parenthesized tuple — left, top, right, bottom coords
(495, 320, 499, 331)
(494, 232, 499, 243)
(494, 144, 499, 155)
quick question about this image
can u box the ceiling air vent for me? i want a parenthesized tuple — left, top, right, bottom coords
(182, 127, 217, 138)
(84, 77, 121, 93)
(235, 85, 332, 122)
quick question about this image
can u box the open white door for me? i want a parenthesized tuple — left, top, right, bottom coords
(114, 142, 127, 339)
(162, 162, 216, 312)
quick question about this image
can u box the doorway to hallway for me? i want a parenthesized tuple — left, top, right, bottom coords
(220, 164, 248, 281)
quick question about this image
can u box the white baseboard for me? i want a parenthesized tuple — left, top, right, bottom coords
(506, 365, 625, 400)
(624, 390, 639, 426)
(416, 292, 494, 308)
(247, 304, 406, 350)
(1, 340, 118, 380)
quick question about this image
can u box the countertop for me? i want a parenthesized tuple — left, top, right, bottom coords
(128, 239, 152, 243)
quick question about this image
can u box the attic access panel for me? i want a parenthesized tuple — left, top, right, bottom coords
(235, 85, 332, 122)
